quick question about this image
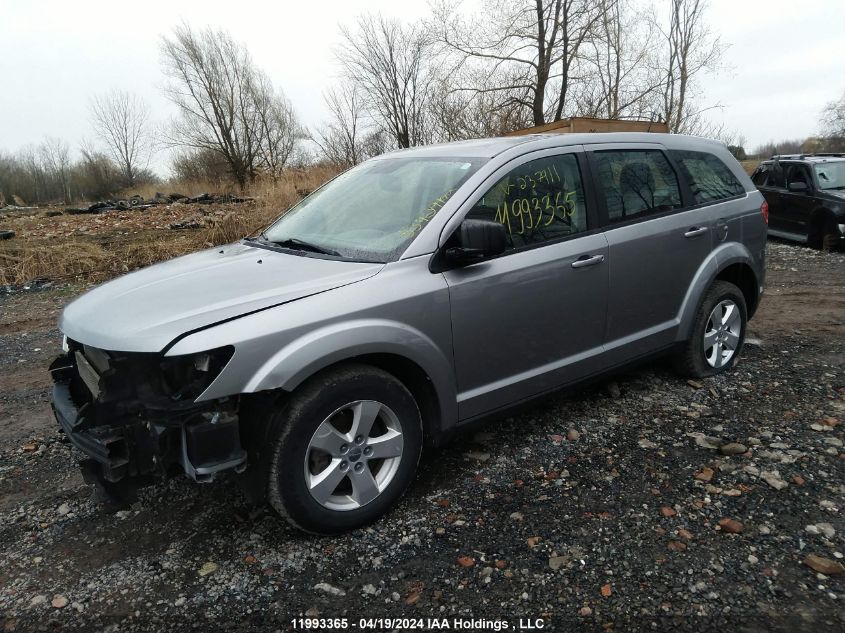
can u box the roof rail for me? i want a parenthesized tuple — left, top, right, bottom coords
(771, 152, 845, 160)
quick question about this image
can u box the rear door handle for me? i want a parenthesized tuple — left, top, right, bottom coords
(571, 254, 605, 269)
(684, 226, 709, 238)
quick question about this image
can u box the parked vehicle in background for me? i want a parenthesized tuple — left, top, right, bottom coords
(751, 154, 845, 249)
(50, 133, 767, 534)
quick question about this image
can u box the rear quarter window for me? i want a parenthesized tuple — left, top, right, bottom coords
(671, 150, 745, 204)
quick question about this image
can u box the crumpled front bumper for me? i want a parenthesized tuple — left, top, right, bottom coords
(51, 356, 139, 481)
(49, 351, 247, 487)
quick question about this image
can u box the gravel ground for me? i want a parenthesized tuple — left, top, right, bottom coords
(0, 241, 843, 632)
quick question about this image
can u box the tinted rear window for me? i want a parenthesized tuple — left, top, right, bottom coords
(671, 150, 745, 204)
(593, 149, 682, 224)
(751, 166, 769, 186)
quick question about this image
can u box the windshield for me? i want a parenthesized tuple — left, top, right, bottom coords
(261, 157, 485, 262)
(814, 162, 845, 190)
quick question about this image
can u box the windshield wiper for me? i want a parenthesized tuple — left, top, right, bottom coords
(262, 236, 342, 257)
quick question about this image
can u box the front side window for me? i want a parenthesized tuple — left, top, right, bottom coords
(465, 153, 588, 251)
(671, 150, 745, 204)
(261, 157, 484, 262)
(593, 150, 682, 224)
(814, 162, 845, 190)
(786, 164, 812, 188)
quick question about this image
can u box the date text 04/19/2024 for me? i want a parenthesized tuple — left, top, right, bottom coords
(290, 617, 548, 630)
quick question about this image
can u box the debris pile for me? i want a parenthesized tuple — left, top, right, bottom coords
(64, 192, 254, 215)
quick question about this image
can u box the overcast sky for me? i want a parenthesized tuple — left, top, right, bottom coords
(2, 0, 843, 175)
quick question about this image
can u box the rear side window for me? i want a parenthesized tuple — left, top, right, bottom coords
(751, 166, 769, 186)
(593, 150, 682, 224)
(671, 150, 745, 204)
(768, 163, 786, 188)
(466, 153, 588, 251)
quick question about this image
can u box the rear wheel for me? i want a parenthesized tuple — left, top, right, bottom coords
(674, 281, 747, 378)
(265, 364, 422, 534)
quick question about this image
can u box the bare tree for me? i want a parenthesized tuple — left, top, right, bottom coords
(161, 24, 300, 189)
(820, 90, 845, 139)
(18, 146, 46, 205)
(426, 70, 531, 141)
(89, 90, 153, 187)
(580, 0, 662, 120)
(253, 74, 301, 180)
(433, 0, 606, 127)
(76, 139, 124, 200)
(655, 0, 723, 133)
(161, 24, 258, 189)
(39, 137, 72, 204)
(338, 14, 434, 149)
(312, 82, 368, 167)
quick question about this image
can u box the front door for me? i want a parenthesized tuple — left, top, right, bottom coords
(442, 149, 609, 420)
(780, 162, 816, 237)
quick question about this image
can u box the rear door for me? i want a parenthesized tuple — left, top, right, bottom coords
(586, 143, 717, 361)
(751, 163, 782, 228)
(442, 148, 609, 420)
(765, 162, 789, 232)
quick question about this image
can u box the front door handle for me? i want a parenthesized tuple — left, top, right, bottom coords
(571, 254, 605, 269)
(684, 226, 709, 238)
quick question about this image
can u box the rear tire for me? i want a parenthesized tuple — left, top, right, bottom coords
(673, 281, 747, 378)
(265, 364, 422, 534)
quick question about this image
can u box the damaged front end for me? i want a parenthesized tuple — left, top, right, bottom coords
(50, 339, 247, 497)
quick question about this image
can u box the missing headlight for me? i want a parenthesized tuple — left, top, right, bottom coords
(193, 353, 211, 372)
(160, 346, 234, 401)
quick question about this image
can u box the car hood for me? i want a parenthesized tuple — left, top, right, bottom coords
(822, 189, 845, 202)
(60, 242, 384, 352)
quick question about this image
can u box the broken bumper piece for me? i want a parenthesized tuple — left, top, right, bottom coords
(50, 348, 246, 487)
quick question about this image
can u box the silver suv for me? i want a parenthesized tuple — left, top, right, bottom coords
(50, 133, 767, 533)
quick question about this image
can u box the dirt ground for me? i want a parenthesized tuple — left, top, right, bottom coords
(0, 239, 843, 632)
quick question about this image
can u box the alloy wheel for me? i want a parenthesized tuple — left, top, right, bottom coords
(303, 400, 404, 511)
(703, 299, 742, 368)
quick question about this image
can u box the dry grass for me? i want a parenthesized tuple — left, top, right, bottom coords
(0, 167, 340, 286)
(740, 160, 760, 175)
(117, 165, 339, 202)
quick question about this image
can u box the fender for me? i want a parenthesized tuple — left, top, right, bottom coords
(676, 241, 759, 342)
(247, 318, 455, 414)
(171, 316, 458, 433)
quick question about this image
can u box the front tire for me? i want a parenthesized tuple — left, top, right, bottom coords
(809, 215, 839, 251)
(674, 281, 747, 378)
(265, 364, 422, 534)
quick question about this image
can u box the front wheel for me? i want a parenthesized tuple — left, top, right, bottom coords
(809, 216, 840, 251)
(265, 364, 422, 534)
(674, 281, 747, 378)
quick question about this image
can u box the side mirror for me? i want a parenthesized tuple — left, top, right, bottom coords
(446, 219, 507, 264)
(788, 181, 809, 193)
